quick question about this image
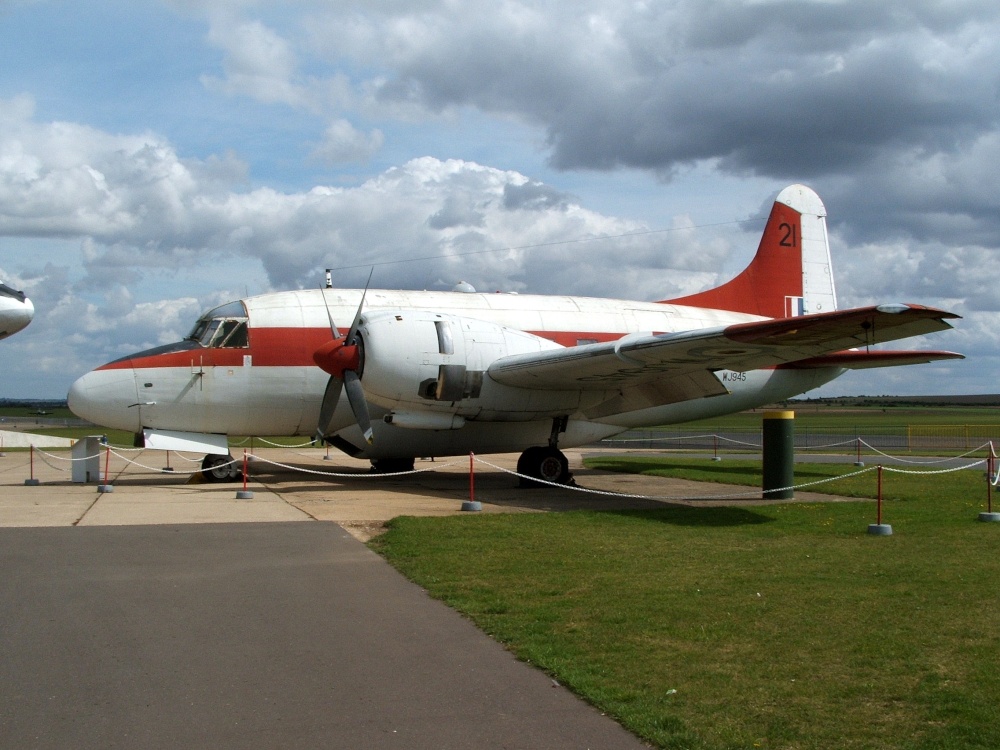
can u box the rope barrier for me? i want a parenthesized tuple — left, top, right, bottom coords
(34, 448, 103, 463)
(253, 437, 317, 448)
(108, 449, 206, 476)
(601, 434, 764, 448)
(881, 459, 987, 476)
(601, 434, 720, 443)
(33, 450, 76, 472)
(799, 438, 862, 449)
(171, 451, 210, 463)
(21, 436, 999, 505)
(474, 456, 878, 501)
(859, 439, 992, 465)
(246, 453, 460, 478)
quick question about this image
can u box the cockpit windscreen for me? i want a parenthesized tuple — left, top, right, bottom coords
(186, 301, 249, 348)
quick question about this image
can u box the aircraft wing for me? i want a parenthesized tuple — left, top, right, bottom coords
(488, 304, 961, 397)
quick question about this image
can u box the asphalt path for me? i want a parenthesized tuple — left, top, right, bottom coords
(0, 521, 647, 749)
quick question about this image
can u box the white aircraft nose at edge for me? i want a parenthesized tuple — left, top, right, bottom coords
(0, 282, 33, 340)
(67, 185, 963, 483)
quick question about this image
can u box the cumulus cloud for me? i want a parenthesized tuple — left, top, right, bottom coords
(311, 119, 384, 163)
(0, 101, 743, 390)
(0, 98, 732, 296)
(181, 3, 1000, 253)
(2, 1, 991, 397)
(287, 2, 1000, 252)
(201, 18, 313, 108)
(306, 2, 996, 168)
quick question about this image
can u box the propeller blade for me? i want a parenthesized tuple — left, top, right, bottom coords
(314, 267, 374, 446)
(315, 376, 343, 441)
(320, 288, 342, 340)
(345, 268, 374, 346)
(344, 369, 373, 444)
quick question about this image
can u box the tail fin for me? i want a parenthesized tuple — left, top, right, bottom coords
(664, 184, 837, 318)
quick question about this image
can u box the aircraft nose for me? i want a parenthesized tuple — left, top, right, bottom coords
(19, 296, 34, 328)
(68, 366, 141, 432)
(0, 295, 33, 338)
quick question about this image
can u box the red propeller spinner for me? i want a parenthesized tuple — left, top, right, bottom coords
(313, 337, 360, 378)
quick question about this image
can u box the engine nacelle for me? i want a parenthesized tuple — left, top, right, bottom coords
(357, 310, 581, 422)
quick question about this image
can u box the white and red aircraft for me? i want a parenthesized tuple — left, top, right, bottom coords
(0, 282, 33, 340)
(68, 185, 962, 482)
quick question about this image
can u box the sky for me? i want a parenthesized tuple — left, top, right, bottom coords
(0, 0, 996, 400)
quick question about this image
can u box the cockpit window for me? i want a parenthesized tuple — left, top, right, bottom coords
(218, 319, 249, 348)
(185, 301, 249, 349)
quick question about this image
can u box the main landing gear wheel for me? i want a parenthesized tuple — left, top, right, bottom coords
(201, 453, 240, 483)
(516, 446, 571, 487)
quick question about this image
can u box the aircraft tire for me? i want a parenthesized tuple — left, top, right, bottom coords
(201, 453, 240, 483)
(517, 446, 570, 487)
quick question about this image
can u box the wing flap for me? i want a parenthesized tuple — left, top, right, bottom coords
(488, 304, 960, 390)
(784, 350, 965, 370)
(583, 370, 731, 419)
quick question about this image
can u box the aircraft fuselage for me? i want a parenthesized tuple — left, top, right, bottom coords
(68, 288, 841, 458)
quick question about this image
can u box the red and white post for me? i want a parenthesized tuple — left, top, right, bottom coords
(461, 452, 481, 511)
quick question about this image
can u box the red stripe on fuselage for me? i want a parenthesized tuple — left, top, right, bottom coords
(96, 327, 626, 370)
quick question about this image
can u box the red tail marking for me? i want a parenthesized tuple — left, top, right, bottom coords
(664, 200, 803, 318)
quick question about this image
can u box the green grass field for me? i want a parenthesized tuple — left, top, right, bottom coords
(372, 458, 1000, 749)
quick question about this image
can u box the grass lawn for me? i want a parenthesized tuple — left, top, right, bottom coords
(372, 458, 1000, 749)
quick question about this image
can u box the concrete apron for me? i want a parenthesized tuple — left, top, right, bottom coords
(0, 445, 856, 536)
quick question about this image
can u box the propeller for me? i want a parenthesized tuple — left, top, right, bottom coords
(314, 270, 374, 444)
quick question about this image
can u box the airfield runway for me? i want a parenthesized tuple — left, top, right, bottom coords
(0, 445, 852, 748)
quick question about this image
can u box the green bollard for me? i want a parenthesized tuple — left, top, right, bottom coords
(762, 410, 795, 499)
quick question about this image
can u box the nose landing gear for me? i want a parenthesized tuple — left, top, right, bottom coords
(201, 453, 241, 482)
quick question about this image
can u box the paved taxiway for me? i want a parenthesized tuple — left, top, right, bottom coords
(0, 445, 856, 748)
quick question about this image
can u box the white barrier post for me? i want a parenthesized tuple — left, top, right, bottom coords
(97, 443, 114, 493)
(979, 453, 1000, 522)
(868, 465, 892, 535)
